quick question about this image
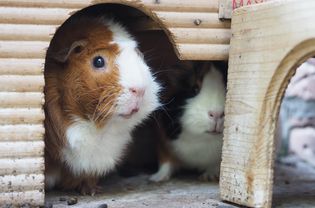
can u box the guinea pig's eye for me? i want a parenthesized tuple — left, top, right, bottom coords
(92, 56, 106, 70)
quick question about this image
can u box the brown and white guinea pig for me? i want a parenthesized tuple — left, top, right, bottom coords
(44, 16, 160, 194)
(150, 62, 227, 182)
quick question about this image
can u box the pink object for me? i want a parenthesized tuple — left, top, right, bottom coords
(286, 76, 315, 100)
(289, 127, 315, 166)
(285, 59, 315, 100)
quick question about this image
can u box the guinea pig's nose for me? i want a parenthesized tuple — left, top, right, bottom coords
(208, 111, 224, 120)
(129, 87, 145, 97)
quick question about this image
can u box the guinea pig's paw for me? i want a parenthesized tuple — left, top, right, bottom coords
(149, 171, 171, 183)
(198, 170, 219, 182)
(79, 183, 104, 196)
(80, 185, 104, 196)
(149, 162, 174, 182)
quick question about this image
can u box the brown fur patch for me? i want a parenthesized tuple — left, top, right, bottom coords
(44, 17, 122, 192)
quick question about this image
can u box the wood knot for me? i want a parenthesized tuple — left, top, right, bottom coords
(194, 19, 202, 26)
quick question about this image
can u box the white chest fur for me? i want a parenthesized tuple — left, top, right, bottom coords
(171, 131, 223, 171)
(62, 118, 132, 176)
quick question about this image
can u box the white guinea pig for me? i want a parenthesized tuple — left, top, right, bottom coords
(150, 62, 226, 182)
(44, 16, 160, 194)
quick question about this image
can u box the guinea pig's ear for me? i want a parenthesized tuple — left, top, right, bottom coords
(54, 40, 87, 63)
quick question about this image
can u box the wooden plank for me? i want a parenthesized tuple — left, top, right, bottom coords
(0, 174, 44, 193)
(0, 157, 44, 175)
(0, 75, 44, 92)
(0, 0, 89, 8)
(0, 1, 218, 25)
(0, 108, 44, 125)
(0, 92, 44, 108)
(170, 28, 231, 44)
(0, 141, 44, 158)
(218, 0, 270, 19)
(0, 190, 44, 206)
(0, 7, 73, 25)
(0, 41, 49, 59)
(0, 124, 44, 141)
(0, 59, 44, 75)
(141, 0, 219, 12)
(220, 1, 315, 207)
(218, 0, 231, 19)
(0, 24, 57, 41)
(176, 44, 229, 60)
(155, 11, 230, 29)
(0, 0, 219, 12)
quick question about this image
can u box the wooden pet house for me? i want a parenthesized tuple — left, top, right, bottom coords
(1, 0, 313, 207)
(0, 0, 232, 206)
(220, 0, 315, 207)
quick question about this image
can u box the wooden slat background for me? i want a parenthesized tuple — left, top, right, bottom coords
(0, 0, 231, 206)
(0, 0, 231, 61)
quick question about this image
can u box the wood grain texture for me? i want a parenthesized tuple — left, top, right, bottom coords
(0, 108, 44, 124)
(177, 44, 230, 60)
(0, 92, 44, 107)
(0, 0, 230, 60)
(0, 41, 49, 59)
(0, 174, 44, 193)
(0, 125, 44, 141)
(155, 11, 231, 29)
(0, 24, 57, 41)
(0, 7, 73, 25)
(0, 190, 44, 206)
(220, 0, 315, 207)
(0, 59, 44, 75)
(169, 28, 231, 44)
(0, 157, 44, 175)
(0, 75, 44, 92)
(218, 0, 269, 19)
(0, 0, 219, 12)
(0, 141, 44, 158)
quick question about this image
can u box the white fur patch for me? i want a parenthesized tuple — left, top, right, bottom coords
(172, 65, 226, 171)
(149, 162, 174, 182)
(172, 131, 223, 170)
(63, 118, 133, 176)
(108, 20, 161, 126)
(62, 21, 160, 177)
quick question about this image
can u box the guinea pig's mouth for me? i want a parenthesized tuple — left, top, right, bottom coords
(119, 108, 139, 119)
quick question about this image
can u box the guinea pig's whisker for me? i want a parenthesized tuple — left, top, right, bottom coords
(152, 69, 175, 76)
(92, 96, 105, 121)
(93, 98, 116, 122)
(93, 101, 111, 122)
(89, 91, 116, 109)
(161, 97, 175, 107)
(99, 103, 116, 123)
(159, 106, 174, 124)
(150, 112, 162, 129)
(93, 90, 116, 104)
(79, 85, 117, 97)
